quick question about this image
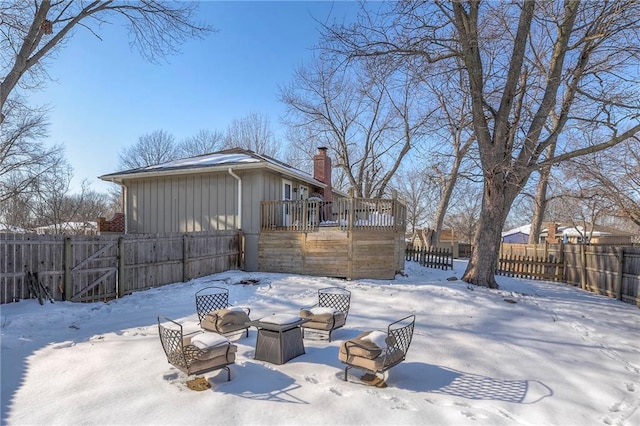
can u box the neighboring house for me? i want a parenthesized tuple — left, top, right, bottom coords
(557, 224, 636, 244)
(34, 221, 98, 235)
(99, 147, 344, 272)
(0, 223, 30, 233)
(502, 221, 636, 244)
(501, 224, 531, 243)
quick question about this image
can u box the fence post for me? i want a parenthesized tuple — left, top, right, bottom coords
(580, 244, 588, 290)
(615, 247, 625, 301)
(559, 242, 566, 282)
(63, 237, 72, 300)
(183, 234, 190, 282)
(117, 237, 125, 298)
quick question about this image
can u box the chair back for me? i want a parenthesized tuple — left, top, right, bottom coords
(157, 316, 188, 370)
(195, 286, 229, 323)
(387, 314, 415, 359)
(318, 287, 351, 319)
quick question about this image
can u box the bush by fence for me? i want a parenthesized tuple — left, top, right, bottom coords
(406, 245, 453, 270)
(0, 231, 241, 304)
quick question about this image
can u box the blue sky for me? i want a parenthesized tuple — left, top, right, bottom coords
(27, 1, 360, 194)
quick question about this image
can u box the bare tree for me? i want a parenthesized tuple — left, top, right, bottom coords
(445, 180, 483, 244)
(421, 60, 476, 246)
(281, 55, 431, 197)
(0, 102, 64, 203)
(559, 140, 640, 229)
(224, 112, 279, 158)
(391, 164, 436, 234)
(1, 0, 213, 121)
(325, 1, 640, 287)
(118, 129, 179, 169)
(179, 129, 224, 157)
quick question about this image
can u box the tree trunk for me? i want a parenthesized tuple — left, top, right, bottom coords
(432, 152, 464, 246)
(529, 166, 550, 244)
(462, 175, 518, 288)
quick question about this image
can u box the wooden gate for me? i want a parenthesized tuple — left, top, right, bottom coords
(65, 237, 119, 302)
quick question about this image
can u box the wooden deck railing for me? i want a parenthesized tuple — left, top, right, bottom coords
(260, 196, 406, 232)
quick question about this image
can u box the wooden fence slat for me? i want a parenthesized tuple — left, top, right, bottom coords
(1, 230, 241, 304)
(405, 245, 453, 270)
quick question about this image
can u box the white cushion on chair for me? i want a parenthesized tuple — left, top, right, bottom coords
(361, 330, 388, 350)
(190, 332, 230, 349)
(310, 307, 337, 315)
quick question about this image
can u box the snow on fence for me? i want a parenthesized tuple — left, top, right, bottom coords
(405, 245, 453, 270)
(0, 231, 241, 304)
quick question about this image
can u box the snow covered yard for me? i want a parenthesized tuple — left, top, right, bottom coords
(1, 260, 639, 425)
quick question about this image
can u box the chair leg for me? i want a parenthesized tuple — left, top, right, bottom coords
(225, 366, 231, 382)
(343, 366, 351, 381)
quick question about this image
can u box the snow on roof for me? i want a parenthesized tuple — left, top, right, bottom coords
(559, 225, 610, 237)
(0, 223, 29, 233)
(35, 221, 97, 231)
(501, 224, 531, 237)
(99, 148, 322, 187)
(145, 153, 260, 171)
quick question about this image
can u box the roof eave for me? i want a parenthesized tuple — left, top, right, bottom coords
(99, 162, 327, 189)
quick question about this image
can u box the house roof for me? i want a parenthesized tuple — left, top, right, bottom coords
(501, 224, 531, 238)
(99, 148, 326, 189)
(502, 222, 635, 239)
(0, 223, 29, 233)
(34, 221, 97, 232)
(556, 224, 635, 237)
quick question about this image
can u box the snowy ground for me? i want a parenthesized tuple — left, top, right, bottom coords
(1, 260, 639, 425)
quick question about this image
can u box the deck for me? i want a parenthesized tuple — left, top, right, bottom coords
(258, 197, 406, 280)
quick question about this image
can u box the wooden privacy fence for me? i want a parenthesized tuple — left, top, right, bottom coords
(0, 230, 241, 304)
(458, 243, 472, 259)
(497, 255, 564, 282)
(405, 245, 453, 270)
(498, 243, 640, 306)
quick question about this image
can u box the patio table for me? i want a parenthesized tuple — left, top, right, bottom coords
(247, 315, 310, 365)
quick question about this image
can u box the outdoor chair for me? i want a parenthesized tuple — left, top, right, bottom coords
(338, 315, 415, 385)
(299, 286, 351, 342)
(195, 286, 251, 338)
(157, 316, 237, 380)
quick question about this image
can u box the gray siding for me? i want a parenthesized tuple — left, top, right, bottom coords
(121, 168, 321, 272)
(125, 173, 239, 234)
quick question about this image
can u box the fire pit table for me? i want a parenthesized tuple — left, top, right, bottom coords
(247, 314, 311, 365)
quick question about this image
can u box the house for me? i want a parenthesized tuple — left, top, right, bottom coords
(99, 147, 344, 272)
(34, 221, 98, 235)
(502, 221, 636, 244)
(501, 224, 531, 243)
(556, 224, 636, 244)
(0, 223, 30, 233)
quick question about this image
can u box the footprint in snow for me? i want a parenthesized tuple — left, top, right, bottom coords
(52, 341, 75, 349)
(329, 387, 342, 396)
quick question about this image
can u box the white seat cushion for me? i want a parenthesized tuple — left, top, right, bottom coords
(190, 332, 230, 349)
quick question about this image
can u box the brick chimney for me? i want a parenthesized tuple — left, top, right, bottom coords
(313, 147, 332, 202)
(542, 221, 558, 243)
